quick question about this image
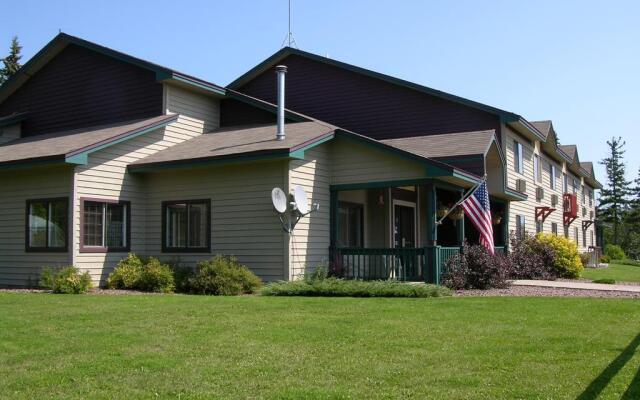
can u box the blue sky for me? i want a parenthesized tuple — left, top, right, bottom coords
(1, 0, 639, 184)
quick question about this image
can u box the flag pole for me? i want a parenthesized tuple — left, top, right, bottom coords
(436, 174, 487, 225)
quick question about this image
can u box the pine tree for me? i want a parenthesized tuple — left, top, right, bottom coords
(598, 137, 631, 244)
(0, 36, 22, 86)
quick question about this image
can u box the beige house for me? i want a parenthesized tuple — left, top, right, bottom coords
(0, 34, 602, 287)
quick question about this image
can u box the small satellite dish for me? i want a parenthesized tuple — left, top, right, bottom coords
(271, 187, 288, 213)
(293, 185, 309, 215)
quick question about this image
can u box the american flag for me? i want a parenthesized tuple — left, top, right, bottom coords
(461, 180, 494, 254)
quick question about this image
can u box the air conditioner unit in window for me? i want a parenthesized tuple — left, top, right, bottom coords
(551, 194, 559, 206)
(536, 187, 544, 201)
(516, 179, 527, 194)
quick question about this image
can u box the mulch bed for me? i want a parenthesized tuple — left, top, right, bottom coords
(455, 285, 640, 298)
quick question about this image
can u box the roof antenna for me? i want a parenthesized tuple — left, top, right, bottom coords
(281, 0, 298, 48)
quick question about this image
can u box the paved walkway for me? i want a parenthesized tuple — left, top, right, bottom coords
(511, 279, 640, 293)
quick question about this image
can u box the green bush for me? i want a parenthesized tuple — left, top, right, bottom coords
(39, 266, 92, 294)
(611, 259, 640, 267)
(600, 255, 611, 264)
(442, 244, 510, 290)
(171, 264, 195, 293)
(535, 233, 583, 278)
(107, 254, 174, 293)
(107, 253, 144, 289)
(187, 255, 262, 295)
(262, 278, 451, 298)
(605, 244, 626, 261)
(138, 258, 175, 293)
(593, 278, 616, 284)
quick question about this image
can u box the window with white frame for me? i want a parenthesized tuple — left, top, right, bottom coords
(552, 222, 558, 236)
(550, 164, 556, 190)
(575, 227, 579, 245)
(514, 140, 523, 174)
(534, 154, 542, 183)
(581, 185, 585, 204)
(536, 219, 543, 234)
(82, 199, 129, 251)
(563, 173, 568, 193)
(564, 225, 569, 238)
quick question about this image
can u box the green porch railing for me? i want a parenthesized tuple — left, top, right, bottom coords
(331, 247, 426, 281)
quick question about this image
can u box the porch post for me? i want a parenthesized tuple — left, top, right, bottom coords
(503, 201, 510, 252)
(457, 189, 465, 246)
(425, 182, 437, 245)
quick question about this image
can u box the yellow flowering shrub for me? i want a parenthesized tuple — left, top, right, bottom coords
(536, 233, 583, 278)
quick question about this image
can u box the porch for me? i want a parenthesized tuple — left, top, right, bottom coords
(329, 180, 507, 284)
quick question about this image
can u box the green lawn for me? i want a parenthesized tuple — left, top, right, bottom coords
(1, 294, 639, 399)
(583, 263, 640, 283)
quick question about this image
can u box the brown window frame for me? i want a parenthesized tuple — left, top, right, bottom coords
(25, 197, 69, 253)
(80, 197, 131, 253)
(161, 199, 211, 253)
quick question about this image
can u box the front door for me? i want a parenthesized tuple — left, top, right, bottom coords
(393, 202, 416, 248)
(392, 201, 418, 280)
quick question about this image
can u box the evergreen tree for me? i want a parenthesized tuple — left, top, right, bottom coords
(0, 36, 22, 86)
(598, 137, 631, 244)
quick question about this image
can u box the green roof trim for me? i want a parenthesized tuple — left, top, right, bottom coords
(128, 151, 293, 173)
(0, 112, 28, 127)
(289, 133, 335, 159)
(64, 114, 178, 165)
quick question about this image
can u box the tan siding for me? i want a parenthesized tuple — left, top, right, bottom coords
(73, 85, 220, 283)
(503, 125, 596, 252)
(330, 137, 426, 185)
(143, 162, 287, 281)
(0, 165, 73, 286)
(288, 144, 331, 279)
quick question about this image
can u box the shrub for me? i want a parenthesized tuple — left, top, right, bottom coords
(535, 233, 583, 278)
(107, 254, 174, 293)
(107, 253, 144, 289)
(600, 255, 611, 264)
(509, 234, 557, 280)
(612, 259, 640, 267)
(187, 255, 262, 295)
(171, 264, 195, 293)
(138, 257, 175, 293)
(40, 266, 92, 294)
(262, 278, 451, 297)
(605, 244, 626, 261)
(593, 278, 616, 284)
(442, 244, 510, 290)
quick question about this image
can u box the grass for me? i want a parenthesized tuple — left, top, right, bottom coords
(1, 294, 639, 399)
(583, 262, 640, 283)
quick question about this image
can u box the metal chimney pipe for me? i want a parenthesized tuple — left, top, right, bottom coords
(275, 65, 287, 141)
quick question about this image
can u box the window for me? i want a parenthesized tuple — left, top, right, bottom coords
(552, 222, 558, 236)
(536, 220, 543, 234)
(162, 200, 211, 252)
(575, 227, 579, 245)
(515, 215, 526, 239)
(534, 154, 541, 183)
(581, 185, 585, 204)
(590, 230, 594, 246)
(589, 189, 593, 206)
(572, 178, 577, 194)
(26, 198, 68, 251)
(563, 173, 568, 193)
(513, 140, 523, 174)
(564, 225, 569, 238)
(81, 199, 129, 252)
(338, 202, 364, 247)
(583, 228, 587, 247)
(549, 164, 556, 190)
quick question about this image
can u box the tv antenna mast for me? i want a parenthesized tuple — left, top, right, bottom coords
(281, 0, 298, 48)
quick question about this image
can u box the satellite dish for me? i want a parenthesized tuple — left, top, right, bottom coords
(293, 185, 309, 214)
(271, 187, 288, 213)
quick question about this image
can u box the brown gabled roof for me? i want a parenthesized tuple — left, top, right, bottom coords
(559, 144, 577, 159)
(380, 130, 496, 159)
(0, 114, 177, 166)
(530, 120, 552, 139)
(129, 121, 336, 170)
